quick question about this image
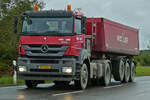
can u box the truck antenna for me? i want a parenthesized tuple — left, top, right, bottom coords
(74, 8, 82, 12)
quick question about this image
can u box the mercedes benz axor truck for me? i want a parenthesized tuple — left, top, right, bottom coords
(13, 6, 139, 90)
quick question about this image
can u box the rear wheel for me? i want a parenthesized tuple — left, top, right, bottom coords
(122, 62, 130, 83)
(75, 63, 89, 90)
(129, 62, 136, 82)
(99, 63, 111, 86)
(113, 59, 125, 81)
(25, 80, 38, 88)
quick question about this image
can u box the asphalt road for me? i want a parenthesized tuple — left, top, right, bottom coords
(0, 76, 150, 100)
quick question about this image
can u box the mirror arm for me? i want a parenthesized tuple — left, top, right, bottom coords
(14, 16, 18, 34)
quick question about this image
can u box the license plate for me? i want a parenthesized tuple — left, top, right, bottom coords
(37, 65, 51, 69)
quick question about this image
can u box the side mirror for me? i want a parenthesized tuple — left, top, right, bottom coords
(82, 17, 86, 34)
(82, 27, 86, 34)
(14, 16, 18, 34)
(12, 60, 17, 71)
(27, 17, 32, 25)
(13, 60, 17, 67)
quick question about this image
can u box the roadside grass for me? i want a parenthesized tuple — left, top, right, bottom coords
(136, 66, 150, 76)
(0, 76, 52, 86)
(0, 66, 150, 86)
(0, 76, 24, 86)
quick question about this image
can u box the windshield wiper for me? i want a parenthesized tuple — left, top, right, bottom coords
(43, 31, 59, 33)
(21, 31, 44, 36)
(21, 31, 40, 34)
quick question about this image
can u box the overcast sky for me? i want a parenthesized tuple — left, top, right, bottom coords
(42, 0, 149, 50)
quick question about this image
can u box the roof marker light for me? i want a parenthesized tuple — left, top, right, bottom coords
(67, 4, 71, 11)
(34, 4, 39, 11)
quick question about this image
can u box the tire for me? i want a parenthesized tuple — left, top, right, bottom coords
(113, 59, 125, 81)
(99, 63, 111, 86)
(122, 62, 130, 83)
(25, 80, 38, 88)
(129, 62, 136, 82)
(75, 63, 89, 90)
(54, 81, 70, 86)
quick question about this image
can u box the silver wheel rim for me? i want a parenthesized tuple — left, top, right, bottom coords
(105, 64, 111, 86)
(125, 63, 130, 82)
(131, 63, 135, 81)
(119, 61, 124, 81)
(80, 64, 88, 89)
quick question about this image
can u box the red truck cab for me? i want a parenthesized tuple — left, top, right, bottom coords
(16, 10, 89, 88)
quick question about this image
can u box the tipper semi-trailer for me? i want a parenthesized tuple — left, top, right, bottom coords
(13, 6, 139, 90)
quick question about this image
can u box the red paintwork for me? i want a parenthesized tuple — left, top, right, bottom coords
(19, 34, 85, 56)
(86, 18, 139, 56)
(18, 45, 26, 55)
(73, 11, 84, 18)
(19, 11, 86, 57)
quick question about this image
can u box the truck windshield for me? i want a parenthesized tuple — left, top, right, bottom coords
(22, 17, 73, 35)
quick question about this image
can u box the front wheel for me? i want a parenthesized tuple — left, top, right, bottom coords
(75, 63, 89, 90)
(25, 80, 38, 88)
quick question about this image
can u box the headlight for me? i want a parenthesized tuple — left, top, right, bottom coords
(62, 67, 72, 73)
(18, 66, 27, 72)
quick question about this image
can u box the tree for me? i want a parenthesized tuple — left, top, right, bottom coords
(0, 0, 45, 72)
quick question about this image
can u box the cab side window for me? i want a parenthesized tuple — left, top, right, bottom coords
(75, 19, 81, 34)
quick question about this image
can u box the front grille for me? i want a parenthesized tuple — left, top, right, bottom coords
(30, 69, 59, 72)
(28, 44, 63, 48)
(23, 44, 70, 57)
(30, 60, 59, 64)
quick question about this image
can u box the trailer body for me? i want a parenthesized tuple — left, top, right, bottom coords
(86, 18, 139, 56)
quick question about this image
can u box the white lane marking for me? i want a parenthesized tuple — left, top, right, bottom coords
(104, 84, 123, 89)
(0, 83, 54, 89)
(0, 86, 25, 89)
(52, 90, 83, 96)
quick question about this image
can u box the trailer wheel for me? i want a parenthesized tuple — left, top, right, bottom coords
(25, 80, 38, 88)
(99, 63, 111, 86)
(113, 59, 125, 81)
(75, 63, 88, 90)
(122, 62, 130, 83)
(129, 62, 136, 82)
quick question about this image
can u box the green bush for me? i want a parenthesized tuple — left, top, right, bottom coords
(134, 50, 150, 66)
(0, 62, 9, 71)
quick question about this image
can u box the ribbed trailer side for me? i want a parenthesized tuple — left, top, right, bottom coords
(86, 18, 139, 56)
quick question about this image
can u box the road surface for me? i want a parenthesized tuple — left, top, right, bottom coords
(0, 76, 150, 100)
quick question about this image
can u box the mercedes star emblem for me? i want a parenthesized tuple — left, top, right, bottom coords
(41, 45, 48, 53)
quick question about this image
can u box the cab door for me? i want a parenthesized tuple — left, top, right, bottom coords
(74, 18, 86, 50)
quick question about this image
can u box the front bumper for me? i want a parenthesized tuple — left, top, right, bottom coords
(17, 57, 77, 81)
